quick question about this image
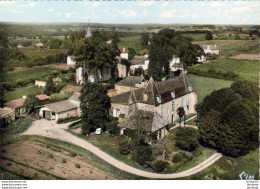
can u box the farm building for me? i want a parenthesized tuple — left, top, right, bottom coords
(203, 44, 220, 56)
(4, 96, 27, 116)
(35, 80, 47, 88)
(0, 107, 15, 128)
(35, 94, 50, 102)
(130, 55, 149, 74)
(39, 100, 79, 121)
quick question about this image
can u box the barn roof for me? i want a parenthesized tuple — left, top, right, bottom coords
(45, 100, 77, 113)
(116, 76, 144, 87)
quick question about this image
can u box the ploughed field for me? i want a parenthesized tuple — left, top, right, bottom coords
(0, 141, 117, 180)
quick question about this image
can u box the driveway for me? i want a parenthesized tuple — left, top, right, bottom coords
(22, 119, 222, 179)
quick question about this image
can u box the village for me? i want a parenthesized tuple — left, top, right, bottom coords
(0, 21, 259, 180)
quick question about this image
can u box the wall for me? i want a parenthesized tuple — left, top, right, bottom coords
(117, 63, 127, 78)
(56, 108, 78, 120)
(114, 85, 135, 94)
(120, 53, 128, 60)
(111, 103, 129, 119)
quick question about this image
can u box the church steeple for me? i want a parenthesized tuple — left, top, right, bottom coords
(85, 20, 92, 39)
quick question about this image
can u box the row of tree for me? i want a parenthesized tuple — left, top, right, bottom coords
(198, 80, 258, 157)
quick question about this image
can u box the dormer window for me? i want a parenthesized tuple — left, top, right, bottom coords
(171, 92, 175, 98)
(156, 96, 161, 103)
(188, 86, 192, 91)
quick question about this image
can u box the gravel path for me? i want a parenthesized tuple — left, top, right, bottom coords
(22, 119, 222, 179)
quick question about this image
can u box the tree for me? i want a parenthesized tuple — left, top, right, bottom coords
(205, 32, 213, 40)
(141, 33, 149, 47)
(199, 110, 222, 149)
(175, 127, 199, 151)
(195, 103, 202, 125)
(80, 83, 110, 135)
(44, 77, 56, 96)
(151, 160, 167, 172)
(25, 96, 39, 114)
(177, 107, 185, 127)
(118, 140, 131, 155)
(230, 81, 258, 102)
(200, 88, 241, 117)
(131, 144, 153, 166)
(128, 47, 136, 60)
(219, 101, 257, 157)
(21, 40, 32, 47)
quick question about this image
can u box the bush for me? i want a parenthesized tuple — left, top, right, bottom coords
(131, 145, 154, 166)
(105, 121, 119, 135)
(75, 163, 81, 168)
(57, 116, 79, 124)
(172, 152, 189, 163)
(175, 128, 199, 151)
(151, 160, 167, 172)
(68, 120, 81, 129)
(62, 158, 67, 163)
(48, 154, 54, 158)
(70, 152, 77, 157)
(118, 140, 131, 155)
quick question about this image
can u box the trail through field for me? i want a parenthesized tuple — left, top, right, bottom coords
(22, 119, 222, 179)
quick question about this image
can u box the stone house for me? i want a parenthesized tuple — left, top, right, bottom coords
(130, 55, 149, 74)
(35, 80, 47, 88)
(119, 48, 129, 60)
(115, 56, 128, 78)
(0, 107, 15, 128)
(60, 85, 82, 95)
(113, 76, 145, 95)
(4, 96, 27, 116)
(111, 73, 197, 139)
(169, 58, 183, 72)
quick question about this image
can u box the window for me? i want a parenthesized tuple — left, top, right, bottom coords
(171, 92, 175, 98)
(156, 96, 161, 103)
(113, 109, 121, 117)
(161, 106, 164, 116)
(188, 86, 192, 91)
(181, 98, 184, 107)
(172, 100, 175, 111)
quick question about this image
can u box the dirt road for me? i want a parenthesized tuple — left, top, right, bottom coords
(22, 119, 222, 179)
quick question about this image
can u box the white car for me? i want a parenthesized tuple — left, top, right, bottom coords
(95, 128, 102, 135)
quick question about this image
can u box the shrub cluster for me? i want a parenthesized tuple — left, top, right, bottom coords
(57, 116, 79, 124)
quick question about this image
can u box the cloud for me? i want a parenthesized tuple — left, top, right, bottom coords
(140, 1, 153, 6)
(191, 14, 198, 19)
(0, 1, 17, 5)
(65, 12, 78, 19)
(17, 2, 35, 8)
(226, 6, 252, 14)
(161, 2, 168, 7)
(240, 15, 251, 24)
(48, 8, 55, 13)
(210, 2, 222, 8)
(160, 11, 176, 19)
(142, 10, 148, 17)
(92, 2, 100, 8)
(118, 10, 137, 18)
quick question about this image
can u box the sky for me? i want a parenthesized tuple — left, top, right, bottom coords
(0, 1, 259, 25)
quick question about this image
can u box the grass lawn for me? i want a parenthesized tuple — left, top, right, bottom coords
(19, 48, 67, 59)
(188, 58, 258, 83)
(186, 116, 198, 126)
(164, 128, 215, 173)
(185, 149, 259, 180)
(188, 74, 233, 102)
(1, 67, 57, 83)
(3, 85, 44, 102)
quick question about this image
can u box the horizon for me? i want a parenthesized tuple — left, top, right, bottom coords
(0, 1, 259, 25)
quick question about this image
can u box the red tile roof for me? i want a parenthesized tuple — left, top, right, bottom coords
(35, 94, 50, 101)
(61, 85, 82, 94)
(4, 98, 26, 108)
(119, 48, 129, 53)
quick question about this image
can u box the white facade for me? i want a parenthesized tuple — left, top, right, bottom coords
(130, 59, 150, 72)
(169, 58, 182, 71)
(76, 67, 112, 84)
(197, 55, 206, 63)
(120, 52, 128, 60)
(67, 56, 76, 65)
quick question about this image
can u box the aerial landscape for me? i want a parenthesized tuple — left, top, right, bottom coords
(0, 1, 259, 181)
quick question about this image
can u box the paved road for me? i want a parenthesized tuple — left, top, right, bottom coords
(22, 119, 222, 179)
(170, 115, 198, 130)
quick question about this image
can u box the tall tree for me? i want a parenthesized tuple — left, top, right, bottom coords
(177, 107, 185, 127)
(80, 83, 111, 135)
(44, 77, 56, 96)
(205, 32, 213, 40)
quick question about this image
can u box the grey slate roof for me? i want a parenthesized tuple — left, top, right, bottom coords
(45, 100, 78, 113)
(118, 109, 167, 133)
(116, 76, 144, 87)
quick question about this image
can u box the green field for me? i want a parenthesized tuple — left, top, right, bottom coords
(19, 48, 67, 59)
(3, 85, 44, 102)
(118, 40, 148, 55)
(189, 58, 258, 83)
(188, 74, 233, 102)
(1, 67, 57, 83)
(185, 149, 259, 180)
(182, 33, 206, 41)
